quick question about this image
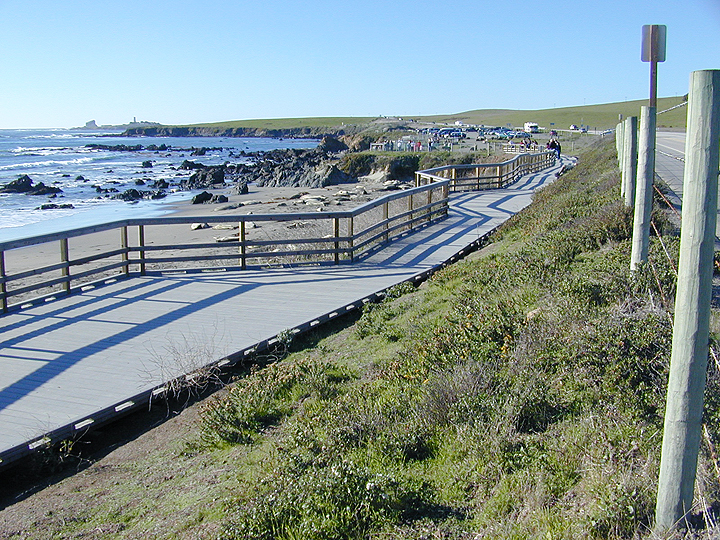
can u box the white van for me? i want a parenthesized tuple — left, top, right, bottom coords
(524, 122, 539, 133)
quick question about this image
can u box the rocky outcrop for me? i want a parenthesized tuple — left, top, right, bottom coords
(191, 191, 231, 204)
(237, 137, 354, 188)
(114, 189, 167, 201)
(121, 125, 362, 139)
(0, 175, 63, 195)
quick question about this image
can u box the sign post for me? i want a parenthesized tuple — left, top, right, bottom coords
(631, 25, 666, 268)
(642, 25, 666, 107)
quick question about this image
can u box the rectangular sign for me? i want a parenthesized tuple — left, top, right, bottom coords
(642, 24, 667, 62)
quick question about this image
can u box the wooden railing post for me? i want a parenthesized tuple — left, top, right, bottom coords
(426, 187, 433, 222)
(0, 251, 7, 313)
(138, 225, 146, 275)
(240, 220, 247, 270)
(348, 216, 354, 262)
(408, 192, 414, 230)
(382, 202, 389, 242)
(60, 238, 71, 295)
(121, 226, 129, 276)
(333, 217, 340, 264)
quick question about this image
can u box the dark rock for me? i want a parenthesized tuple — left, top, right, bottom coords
(179, 160, 206, 170)
(135, 179, 146, 185)
(116, 189, 144, 201)
(0, 175, 35, 193)
(182, 167, 225, 190)
(152, 179, 169, 189)
(86, 143, 143, 152)
(192, 191, 213, 204)
(36, 203, 75, 210)
(76, 175, 86, 181)
(141, 160, 153, 168)
(318, 136, 349, 153)
(232, 181, 249, 195)
(1, 175, 65, 195)
(210, 194, 229, 204)
(146, 144, 169, 151)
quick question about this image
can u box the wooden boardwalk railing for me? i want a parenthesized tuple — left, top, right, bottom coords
(0, 151, 554, 314)
(415, 150, 555, 191)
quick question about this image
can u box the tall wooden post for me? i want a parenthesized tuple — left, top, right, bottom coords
(616, 121, 625, 173)
(121, 226, 129, 276)
(655, 70, 720, 532)
(631, 106, 657, 270)
(622, 116, 638, 207)
(382, 202, 389, 242)
(239, 221, 247, 270)
(60, 238, 70, 295)
(0, 251, 7, 313)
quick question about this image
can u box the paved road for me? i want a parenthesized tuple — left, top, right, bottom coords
(0, 157, 571, 468)
(655, 131, 686, 199)
(655, 130, 720, 245)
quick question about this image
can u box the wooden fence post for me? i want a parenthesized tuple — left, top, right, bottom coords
(138, 225, 146, 275)
(622, 116, 638, 207)
(631, 106, 657, 270)
(121, 226, 129, 276)
(239, 221, 247, 270)
(655, 69, 720, 533)
(60, 238, 70, 295)
(0, 251, 7, 313)
(333, 217, 340, 264)
(382, 202, 389, 242)
(348, 216, 354, 262)
(408, 193, 414, 230)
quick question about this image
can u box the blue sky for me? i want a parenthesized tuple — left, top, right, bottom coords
(1, 0, 718, 128)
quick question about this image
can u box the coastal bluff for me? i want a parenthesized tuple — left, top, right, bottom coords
(122, 125, 353, 139)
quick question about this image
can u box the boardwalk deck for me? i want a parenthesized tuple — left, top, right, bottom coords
(0, 157, 570, 468)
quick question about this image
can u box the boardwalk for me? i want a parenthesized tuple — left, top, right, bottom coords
(0, 157, 571, 468)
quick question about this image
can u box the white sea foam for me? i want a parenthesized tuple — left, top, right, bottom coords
(0, 156, 102, 171)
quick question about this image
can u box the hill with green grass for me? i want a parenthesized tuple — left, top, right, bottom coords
(416, 96, 687, 130)
(123, 97, 687, 138)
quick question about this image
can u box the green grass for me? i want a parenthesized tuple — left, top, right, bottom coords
(416, 96, 687, 130)
(156, 97, 688, 133)
(172, 116, 377, 130)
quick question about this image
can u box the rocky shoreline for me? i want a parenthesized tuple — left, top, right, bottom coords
(0, 134, 423, 211)
(122, 125, 351, 140)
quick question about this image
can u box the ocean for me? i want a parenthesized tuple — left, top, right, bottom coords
(0, 129, 318, 242)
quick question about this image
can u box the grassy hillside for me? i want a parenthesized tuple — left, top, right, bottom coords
(185, 116, 376, 130)
(166, 97, 687, 133)
(416, 96, 688, 130)
(2, 138, 717, 539)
